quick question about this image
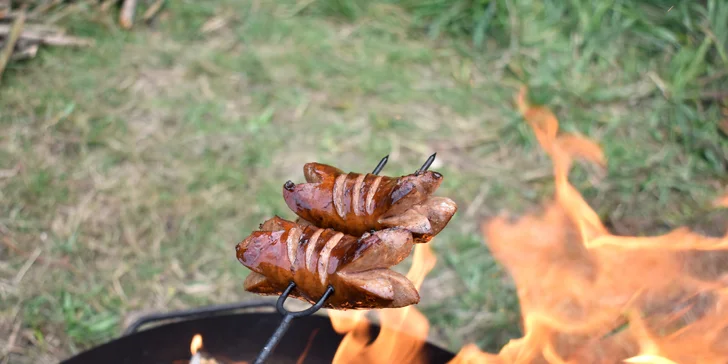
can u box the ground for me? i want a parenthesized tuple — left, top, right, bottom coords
(0, 1, 726, 363)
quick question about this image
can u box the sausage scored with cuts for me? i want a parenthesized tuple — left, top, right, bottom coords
(282, 162, 458, 244)
(236, 216, 418, 309)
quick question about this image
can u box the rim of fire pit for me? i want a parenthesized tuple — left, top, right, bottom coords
(60, 299, 456, 364)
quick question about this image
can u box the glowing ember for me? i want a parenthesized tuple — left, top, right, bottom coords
(449, 87, 728, 363)
(330, 243, 437, 364)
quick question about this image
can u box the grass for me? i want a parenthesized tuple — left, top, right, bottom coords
(0, 0, 726, 362)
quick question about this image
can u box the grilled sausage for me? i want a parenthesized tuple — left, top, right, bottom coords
(236, 216, 419, 309)
(282, 162, 458, 244)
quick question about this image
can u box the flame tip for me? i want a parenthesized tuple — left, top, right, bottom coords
(190, 334, 203, 355)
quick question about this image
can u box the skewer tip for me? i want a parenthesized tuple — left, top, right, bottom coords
(372, 155, 390, 175)
(415, 153, 437, 175)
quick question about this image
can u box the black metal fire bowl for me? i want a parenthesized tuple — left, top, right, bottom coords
(60, 300, 455, 364)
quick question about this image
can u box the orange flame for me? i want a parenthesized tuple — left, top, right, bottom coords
(330, 243, 437, 363)
(716, 194, 728, 208)
(190, 334, 203, 355)
(450, 87, 728, 363)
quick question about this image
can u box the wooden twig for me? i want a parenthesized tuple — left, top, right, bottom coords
(200, 16, 227, 33)
(0, 0, 10, 19)
(719, 119, 728, 137)
(10, 43, 38, 61)
(13, 247, 41, 284)
(0, 162, 20, 179)
(100, 0, 119, 12)
(698, 69, 728, 86)
(0, 24, 93, 47)
(119, 0, 137, 29)
(1, 319, 21, 359)
(29, 0, 64, 17)
(1, 236, 81, 275)
(143, 0, 165, 23)
(699, 90, 728, 101)
(0, 9, 24, 84)
(0, 22, 65, 36)
(0, 10, 43, 22)
(33, 33, 94, 47)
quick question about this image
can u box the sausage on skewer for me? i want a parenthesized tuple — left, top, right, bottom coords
(236, 216, 418, 309)
(282, 162, 458, 244)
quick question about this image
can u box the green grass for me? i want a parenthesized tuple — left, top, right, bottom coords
(0, 0, 726, 362)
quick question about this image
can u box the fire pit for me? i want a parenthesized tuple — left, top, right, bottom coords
(60, 154, 457, 364)
(59, 300, 455, 364)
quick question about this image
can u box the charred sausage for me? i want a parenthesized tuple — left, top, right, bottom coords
(236, 216, 419, 309)
(282, 162, 458, 244)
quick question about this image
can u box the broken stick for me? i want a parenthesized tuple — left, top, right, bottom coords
(29, 0, 63, 18)
(143, 0, 165, 24)
(0, 22, 66, 36)
(10, 43, 38, 61)
(0, 23, 93, 47)
(0, 0, 9, 19)
(0, 9, 24, 84)
(100, 0, 119, 12)
(119, 0, 137, 29)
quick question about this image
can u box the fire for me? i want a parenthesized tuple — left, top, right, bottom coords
(716, 194, 728, 208)
(187, 334, 249, 364)
(448, 87, 728, 363)
(325, 86, 725, 363)
(191, 334, 203, 355)
(330, 243, 437, 363)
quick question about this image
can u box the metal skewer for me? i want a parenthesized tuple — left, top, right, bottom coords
(252, 283, 334, 364)
(372, 155, 389, 175)
(415, 153, 436, 175)
(252, 153, 435, 364)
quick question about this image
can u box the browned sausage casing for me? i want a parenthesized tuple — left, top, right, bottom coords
(282, 163, 458, 244)
(236, 216, 419, 309)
